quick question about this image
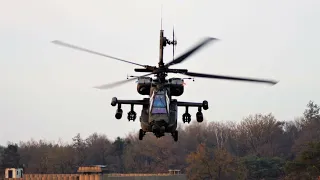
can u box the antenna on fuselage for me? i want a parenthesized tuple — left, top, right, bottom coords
(158, 6, 177, 69)
(161, 4, 163, 31)
(159, 5, 164, 68)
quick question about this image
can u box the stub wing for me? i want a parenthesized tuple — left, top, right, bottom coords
(177, 100, 208, 110)
(111, 97, 149, 106)
(111, 97, 150, 121)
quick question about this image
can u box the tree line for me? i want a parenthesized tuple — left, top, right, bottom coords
(1, 100, 320, 179)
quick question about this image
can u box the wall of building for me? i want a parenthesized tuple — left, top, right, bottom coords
(5, 173, 80, 180)
(103, 174, 187, 180)
(4, 173, 187, 180)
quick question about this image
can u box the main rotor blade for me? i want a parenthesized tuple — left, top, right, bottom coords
(52, 40, 147, 68)
(93, 73, 153, 90)
(165, 37, 218, 67)
(181, 71, 278, 85)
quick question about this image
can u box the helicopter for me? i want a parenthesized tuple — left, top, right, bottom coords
(51, 27, 278, 142)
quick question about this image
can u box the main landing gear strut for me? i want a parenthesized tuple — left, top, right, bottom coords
(139, 129, 145, 140)
(171, 130, 178, 142)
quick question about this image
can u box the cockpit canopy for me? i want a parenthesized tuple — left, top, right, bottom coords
(150, 90, 169, 114)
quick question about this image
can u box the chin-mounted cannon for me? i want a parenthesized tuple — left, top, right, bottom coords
(182, 100, 208, 124)
(111, 97, 136, 121)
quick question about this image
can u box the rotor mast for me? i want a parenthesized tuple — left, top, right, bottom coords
(158, 6, 177, 81)
(158, 29, 177, 82)
(159, 30, 165, 68)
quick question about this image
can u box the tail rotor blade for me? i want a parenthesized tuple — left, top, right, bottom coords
(172, 27, 175, 60)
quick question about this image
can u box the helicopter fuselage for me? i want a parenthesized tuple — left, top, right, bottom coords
(140, 83, 178, 138)
(111, 76, 208, 141)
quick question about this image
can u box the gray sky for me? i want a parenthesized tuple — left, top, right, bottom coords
(1, 0, 319, 145)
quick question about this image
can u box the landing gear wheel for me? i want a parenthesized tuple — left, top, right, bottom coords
(172, 130, 178, 142)
(139, 129, 144, 140)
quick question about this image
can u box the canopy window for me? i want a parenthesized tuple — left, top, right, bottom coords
(151, 91, 168, 114)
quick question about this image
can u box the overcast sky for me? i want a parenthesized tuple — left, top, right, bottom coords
(1, 0, 319, 145)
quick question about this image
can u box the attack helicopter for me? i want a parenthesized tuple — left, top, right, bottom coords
(52, 27, 278, 142)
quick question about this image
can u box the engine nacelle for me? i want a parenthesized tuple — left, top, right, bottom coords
(137, 77, 152, 95)
(169, 78, 184, 96)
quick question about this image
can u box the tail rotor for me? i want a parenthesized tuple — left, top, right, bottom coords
(172, 27, 177, 61)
